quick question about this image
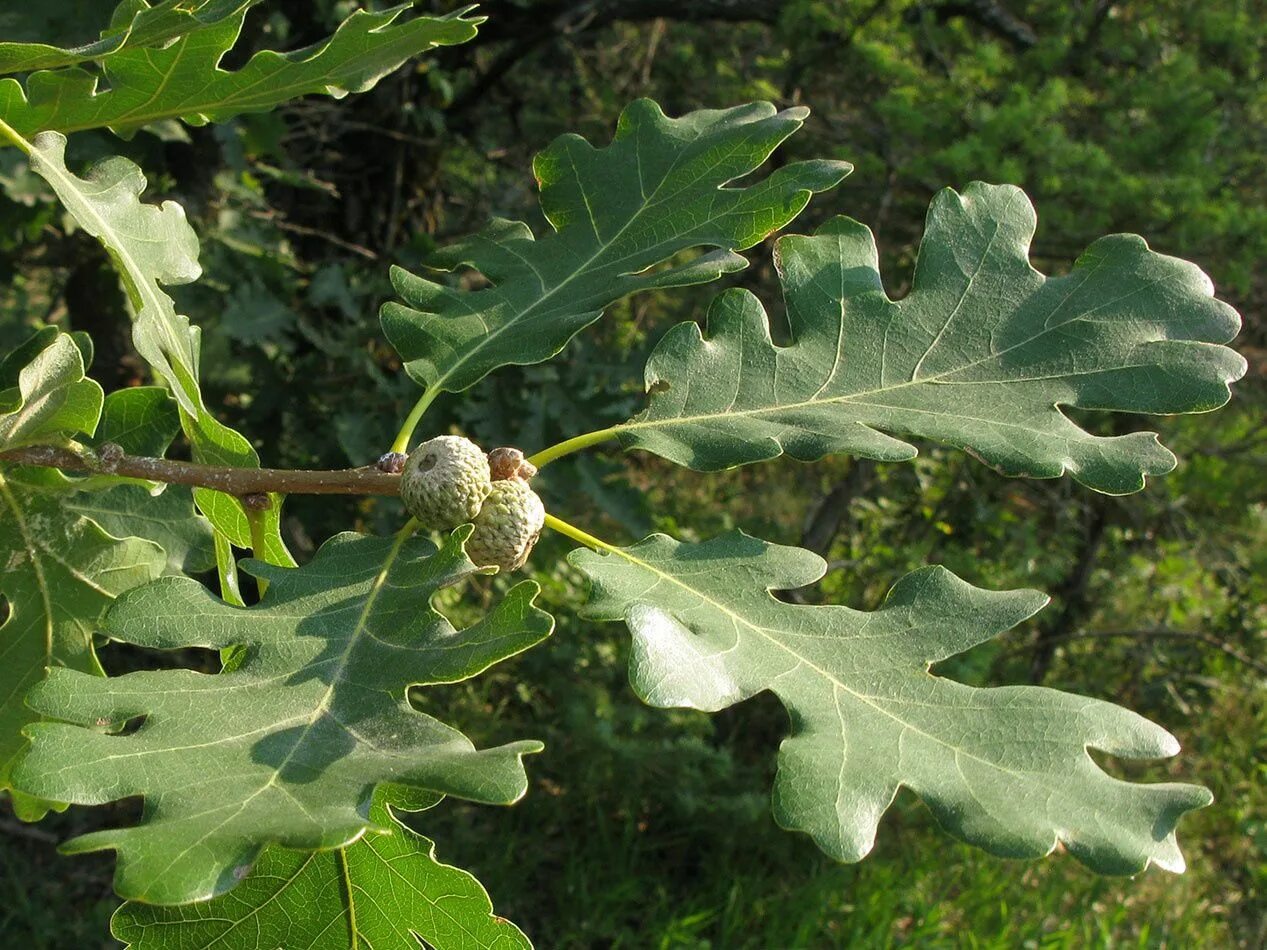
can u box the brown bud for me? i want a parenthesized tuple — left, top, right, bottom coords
(487, 446, 538, 482)
(376, 451, 408, 474)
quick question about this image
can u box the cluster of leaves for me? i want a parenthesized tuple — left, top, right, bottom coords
(0, 3, 544, 945)
(0, 2, 1255, 948)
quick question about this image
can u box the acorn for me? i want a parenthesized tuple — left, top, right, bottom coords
(399, 436, 492, 530)
(465, 478, 545, 572)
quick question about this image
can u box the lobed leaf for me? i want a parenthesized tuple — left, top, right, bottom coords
(0, 465, 165, 818)
(382, 99, 850, 401)
(113, 789, 530, 950)
(0, 4, 481, 138)
(15, 528, 553, 904)
(63, 484, 214, 577)
(0, 353, 208, 817)
(24, 131, 289, 559)
(617, 183, 1246, 494)
(0, 325, 90, 406)
(0, 1, 261, 76)
(571, 530, 1211, 874)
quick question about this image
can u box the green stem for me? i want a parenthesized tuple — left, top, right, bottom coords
(0, 116, 32, 154)
(542, 512, 621, 554)
(527, 426, 622, 470)
(390, 387, 441, 455)
(214, 531, 245, 608)
(246, 510, 271, 596)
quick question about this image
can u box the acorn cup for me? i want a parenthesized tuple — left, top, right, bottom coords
(399, 436, 492, 531)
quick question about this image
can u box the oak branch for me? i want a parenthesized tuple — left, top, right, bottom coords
(0, 444, 402, 497)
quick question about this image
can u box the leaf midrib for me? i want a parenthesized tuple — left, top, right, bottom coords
(140, 529, 417, 889)
(22, 12, 469, 136)
(0, 1, 262, 75)
(621, 231, 1200, 444)
(31, 138, 198, 410)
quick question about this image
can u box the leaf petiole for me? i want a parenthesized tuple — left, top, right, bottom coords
(542, 512, 620, 555)
(528, 427, 621, 470)
(391, 387, 442, 454)
(0, 116, 31, 154)
(246, 509, 272, 596)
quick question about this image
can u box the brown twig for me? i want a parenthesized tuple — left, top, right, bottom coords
(246, 210, 379, 261)
(1029, 496, 1111, 682)
(801, 460, 873, 557)
(0, 445, 401, 497)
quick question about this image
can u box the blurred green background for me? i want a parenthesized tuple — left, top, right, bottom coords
(1, 1, 1264, 946)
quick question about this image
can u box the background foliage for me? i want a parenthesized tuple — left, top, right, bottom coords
(1, 0, 1263, 946)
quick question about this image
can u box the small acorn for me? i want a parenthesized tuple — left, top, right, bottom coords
(465, 478, 545, 572)
(399, 435, 492, 530)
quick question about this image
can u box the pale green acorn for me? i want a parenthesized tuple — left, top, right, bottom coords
(399, 435, 492, 530)
(465, 478, 545, 572)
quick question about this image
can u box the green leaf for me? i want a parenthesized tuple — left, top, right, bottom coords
(0, 332, 168, 818)
(0, 4, 482, 137)
(113, 789, 530, 950)
(92, 384, 180, 457)
(24, 130, 289, 559)
(382, 100, 850, 399)
(0, 466, 165, 818)
(0, 1, 261, 76)
(0, 329, 101, 449)
(0, 326, 91, 404)
(63, 483, 215, 576)
(571, 530, 1211, 875)
(65, 386, 214, 575)
(27, 130, 202, 416)
(617, 183, 1246, 494)
(15, 528, 553, 904)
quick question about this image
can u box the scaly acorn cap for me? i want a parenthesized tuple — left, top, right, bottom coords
(399, 435, 492, 530)
(465, 478, 545, 572)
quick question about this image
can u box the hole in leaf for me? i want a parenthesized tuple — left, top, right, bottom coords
(454, 265, 490, 291)
(627, 248, 700, 279)
(98, 642, 225, 676)
(1085, 746, 1173, 783)
(92, 713, 147, 737)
